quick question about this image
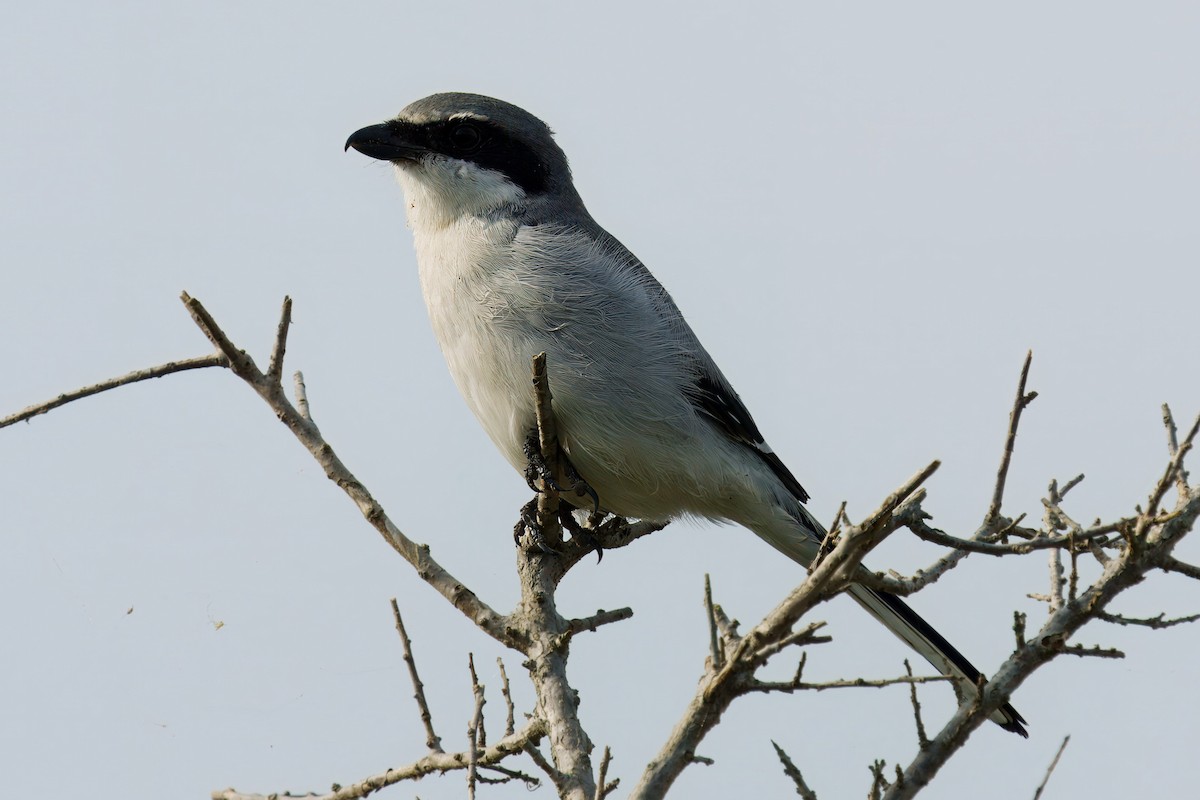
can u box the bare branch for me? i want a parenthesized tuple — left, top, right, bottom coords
(705, 574, 723, 669)
(293, 371, 311, 421)
(900, 513, 1129, 557)
(467, 654, 485, 799)
(556, 518, 667, 574)
(566, 607, 634, 637)
(594, 747, 618, 800)
(530, 352, 561, 481)
(633, 463, 940, 799)
(1057, 643, 1125, 659)
(904, 660, 930, 750)
(267, 295, 293, 384)
(496, 658, 515, 737)
(523, 742, 567, 794)
(210, 718, 546, 800)
(1, 353, 227, 430)
(1161, 557, 1200, 581)
(178, 295, 517, 649)
(868, 759, 890, 800)
(986, 350, 1038, 527)
(390, 598, 442, 753)
(809, 501, 846, 575)
(748, 673, 951, 695)
(752, 621, 831, 662)
(1047, 548, 1066, 613)
(477, 762, 541, 788)
(712, 603, 741, 646)
(1163, 404, 1191, 501)
(1147, 413, 1200, 518)
(1032, 735, 1070, 800)
(771, 741, 818, 800)
(1013, 611, 1027, 648)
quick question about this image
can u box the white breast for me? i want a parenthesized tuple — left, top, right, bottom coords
(410, 212, 537, 474)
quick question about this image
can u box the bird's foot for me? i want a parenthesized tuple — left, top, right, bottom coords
(522, 431, 600, 513)
(514, 496, 562, 554)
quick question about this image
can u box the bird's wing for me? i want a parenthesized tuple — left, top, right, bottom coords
(688, 366, 811, 504)
(565, 217, 811, 506)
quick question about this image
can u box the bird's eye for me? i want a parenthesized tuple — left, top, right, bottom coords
(448, 123, 483, 153)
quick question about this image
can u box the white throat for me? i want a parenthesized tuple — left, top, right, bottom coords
(394, 158, 526, 232)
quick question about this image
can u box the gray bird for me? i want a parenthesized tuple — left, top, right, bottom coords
(346, 92, 1026, 736)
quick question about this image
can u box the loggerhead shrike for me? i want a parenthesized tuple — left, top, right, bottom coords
(346, 92, 1026, 736)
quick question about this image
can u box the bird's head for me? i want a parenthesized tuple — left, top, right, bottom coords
(346, 93, 579, 226)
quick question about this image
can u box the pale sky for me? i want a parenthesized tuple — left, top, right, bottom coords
(2, 3, 1198, 798)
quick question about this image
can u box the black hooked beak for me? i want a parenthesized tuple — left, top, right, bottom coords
(345, 122, 427, 162)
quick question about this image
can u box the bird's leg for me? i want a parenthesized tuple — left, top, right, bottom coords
(522, 430, 601, 513)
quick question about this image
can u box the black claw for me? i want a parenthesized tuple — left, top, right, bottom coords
(527, 525, 562, 555)
(576, 481, 601, 514)
(559, 507, 605, 564)
(522, 427, 601, 514)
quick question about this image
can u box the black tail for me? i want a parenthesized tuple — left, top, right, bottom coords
(847, 583, 1028, 736)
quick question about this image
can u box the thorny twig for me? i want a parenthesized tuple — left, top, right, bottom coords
(391, 598, 443, 753)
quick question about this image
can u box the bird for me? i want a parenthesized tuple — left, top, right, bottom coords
(346, 92, 1027, 736)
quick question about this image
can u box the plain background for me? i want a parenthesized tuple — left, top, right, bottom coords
(2, 2, 1198, 798)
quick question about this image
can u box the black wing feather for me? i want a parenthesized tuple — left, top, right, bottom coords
(691, 371, 810, 504)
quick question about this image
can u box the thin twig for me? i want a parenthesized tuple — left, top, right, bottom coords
(530, 352, 560, 480)
(1055, 643, 1125, 659)
(810, 501, 846, 575)
(178, 295, 517, 649)
(752, 621, 830, 662)
(466, 654, 485, 799)
(1032, 735, 1070, 800)
(212, 718, 546, 800)
(594, 746, 614, 800)
(1147, 414, 1200, 519)
(635, 462, 940, 799)
(390, 599, 442, 753)
(986, 351, 1037, 527)
(747, 673, 952, 695)
(771, 741, 818, 800)
(477, 762, 540, 788)
(902, 515, 1129, 557)
(566, 608, 634, 636)
(1, 353, 227, 429)
(496, 658, 515, 737)
(523, 742, 566, 793)
(267, 296, 293, 383)
(293, 371, 311, 421)
(868, 760, 890, 800)
(705, 574, 723, 668)
(1162, 404, 1191, 501)
(1161, 557, 1200, 581)
(904, 660, 930, 750)
(1097, 611, 1200, 629)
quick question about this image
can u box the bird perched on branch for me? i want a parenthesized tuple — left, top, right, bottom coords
(347, 92, 1026, 736)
